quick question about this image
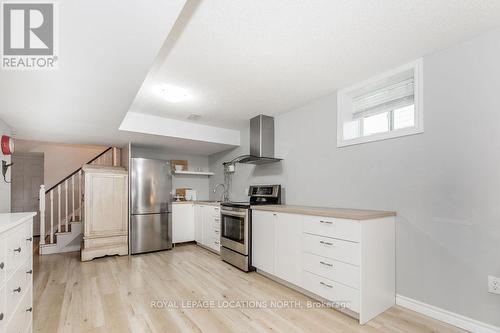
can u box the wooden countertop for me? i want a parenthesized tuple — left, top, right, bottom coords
(0, 212, 37, 233)
(172, 201, 220, 207)
(251, 205, 395, 220)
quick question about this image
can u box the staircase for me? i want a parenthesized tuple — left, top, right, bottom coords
(38, 147, 121, 255)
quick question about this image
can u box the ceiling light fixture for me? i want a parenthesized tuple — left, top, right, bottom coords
(157, 84, 191, 103)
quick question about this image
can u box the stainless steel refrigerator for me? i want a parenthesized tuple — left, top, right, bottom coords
(130, 158, 172, 254)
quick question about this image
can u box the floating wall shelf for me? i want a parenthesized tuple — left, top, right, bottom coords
(173, 170, 214, 176)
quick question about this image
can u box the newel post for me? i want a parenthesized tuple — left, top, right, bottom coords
(39, 185, 46, 246)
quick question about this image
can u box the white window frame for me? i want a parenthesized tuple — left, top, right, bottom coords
(337, 58, 424, 147)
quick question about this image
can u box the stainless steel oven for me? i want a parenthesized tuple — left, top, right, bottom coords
(220, 185, 281, 272)
(220, 206, 248, 255)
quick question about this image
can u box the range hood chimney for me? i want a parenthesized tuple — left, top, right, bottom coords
(227, 115, 282, 165)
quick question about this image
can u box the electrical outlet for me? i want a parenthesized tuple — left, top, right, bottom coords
(488, 276, 500, 295)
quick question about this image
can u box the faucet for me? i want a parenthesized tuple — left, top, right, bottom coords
(213, 183, 227, 202)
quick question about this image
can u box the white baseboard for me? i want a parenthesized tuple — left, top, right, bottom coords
(396, 294, 500, 333)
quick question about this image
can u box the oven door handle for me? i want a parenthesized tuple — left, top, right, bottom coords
(221, 210, 247, 218)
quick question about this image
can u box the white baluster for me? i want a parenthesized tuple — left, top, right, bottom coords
(78, 170, 82, 220)
(72, 175, 75, 222)
(65, 179, 68, 231)
(58, 185, 61, 232)
(50, 191, 54, 244)
(39, 185, 46, 246)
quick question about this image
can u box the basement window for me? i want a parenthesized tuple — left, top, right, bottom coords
(337, 59, 423, 147)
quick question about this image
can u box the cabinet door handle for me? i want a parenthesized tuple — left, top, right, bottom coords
(26, 269, 33, 274)
(319, 261, 333, 267)
(26, 307, 33, 312)
(320, 281, 333, 288)
(320, 220, 333, 224)
(26, 237, 32, 242)
(319, 241, 333, 246)
(14, 247, 22, 253)
(13, 286, 21, 293)
(0, 313, 3, 320)
(0, 262, 4, 269)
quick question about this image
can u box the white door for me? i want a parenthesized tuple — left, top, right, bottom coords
(275, 213, 303, 287)
(252, 210, 275, 273)
(11, 153, 44, 235)
(172, 204, 195, 243)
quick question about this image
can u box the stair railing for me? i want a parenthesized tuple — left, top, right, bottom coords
(38, 147, 120, 247)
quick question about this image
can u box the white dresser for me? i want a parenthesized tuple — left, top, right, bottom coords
(252, 205, 395, 324)
(0, 212, 36, 333)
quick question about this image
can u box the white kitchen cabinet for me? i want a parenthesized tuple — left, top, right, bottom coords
(173, 203, 220, 252)
(274, 213, 303, 286)
(172, 203, 195, 243)
(251, 210, 275, 273)
(251, 207, 395, 325)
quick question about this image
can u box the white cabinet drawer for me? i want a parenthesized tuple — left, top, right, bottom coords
(303, 233, 360, 265)
(303, 216, 360, 242)
(211, 206, 221, 217)
(212, 217, 220, 230)
(5, 224, 31, 281)
(6, 259, 31, 320)
(303, 252, 359, 289)
(303, 271, 359, 313)
(0, 285, 5, 330)
(5, 285, 32, 333)
(210, 238, 221, 252)
(0, 235, 5, 285)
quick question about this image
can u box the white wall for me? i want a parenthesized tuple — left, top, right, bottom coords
(131, 145, 211, 200)
(209, 28, 500, 326)
(14, 140, 107, 189)
(0, 119, 12, 213)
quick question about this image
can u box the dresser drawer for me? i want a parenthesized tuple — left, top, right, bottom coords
(5, 224, 29, 281)
(303, 252, 360, 289)
(0, 235, 6, 285)
(303, 215, 360, 242)
(303, 233, 360, 265)
(6, 258, 32, 318)
(0, 285, 5, 331)
(5, 285, 32, 333)
(303, 271, 359, 313)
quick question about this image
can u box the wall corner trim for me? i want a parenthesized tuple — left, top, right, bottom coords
(396, 294, 500, 333)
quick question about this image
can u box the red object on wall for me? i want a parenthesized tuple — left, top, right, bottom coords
(1, 135, 14, 155)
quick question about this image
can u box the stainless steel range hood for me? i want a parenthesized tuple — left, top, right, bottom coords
(229, 115, 282, 165)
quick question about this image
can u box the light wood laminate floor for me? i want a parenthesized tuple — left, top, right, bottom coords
(33, 244, 467, 333)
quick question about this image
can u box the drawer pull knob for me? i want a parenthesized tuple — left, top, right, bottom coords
(13, 286, 21, 293)
(319, 261, 334, 267)
(14, 247, 22, 253)
(320, 220, 333, 224)
(0, 313, 3, 320)
(26, 269, 33, 274)
(0, 262, 4, 269)
(26, 307, 33, 312)
(320, 281, 333, 288)
(26, 237, 32, 242)
(319, 241, 333, 246)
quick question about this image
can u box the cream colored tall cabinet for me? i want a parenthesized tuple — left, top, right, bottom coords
(81, 165, 128, 261)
